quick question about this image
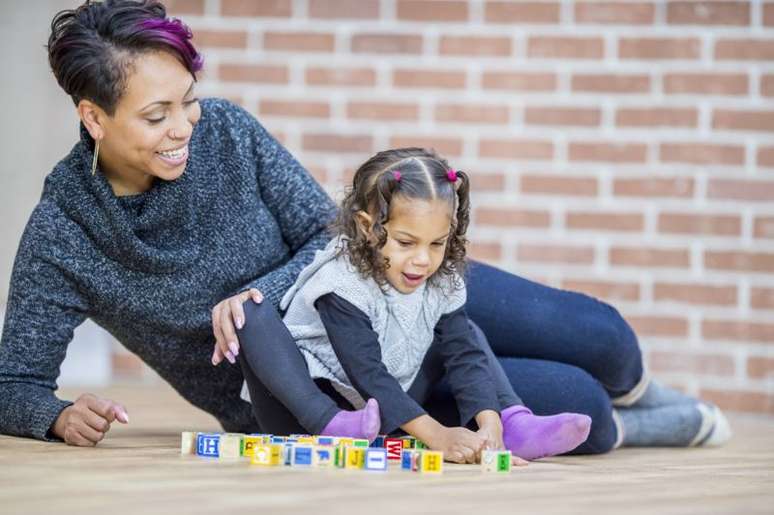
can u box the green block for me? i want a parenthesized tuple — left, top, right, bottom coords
(497, 452, 511, 472)
(352, 439, 369, 447)
(414, 440, 427, 449)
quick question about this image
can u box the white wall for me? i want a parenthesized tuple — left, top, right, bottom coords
(0, 1, 113, 386)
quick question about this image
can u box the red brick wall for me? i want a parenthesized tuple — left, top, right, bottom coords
(151, 0, 773, 413)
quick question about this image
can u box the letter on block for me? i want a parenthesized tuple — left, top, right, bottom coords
(292, 445, 314, 466)
(481, 450, 512, 473)
(365, 449, 388, 471)
(196, 433, 220, 458)
(400, 449, 417, 471)
(400, 436, 416, 449)
(345, 447, 366, 469)
(241, 436, 264, 457)
(181, 432, 197, 455)
(313, 446, 334, 467)
(337, 437, 354, 448)
(385, 438, 403, 460)
(420, 451, 443, 474)
(352, 439, 369, 448)
(251, 444, 282, 466)
(316, 436, 336, 446)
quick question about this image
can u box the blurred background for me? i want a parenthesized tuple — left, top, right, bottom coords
(0, 0, 772, 413)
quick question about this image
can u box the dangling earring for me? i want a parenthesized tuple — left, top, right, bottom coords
(91, 139, 100, 176)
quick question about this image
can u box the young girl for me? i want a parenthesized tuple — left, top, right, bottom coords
(234, 148, 592, 463)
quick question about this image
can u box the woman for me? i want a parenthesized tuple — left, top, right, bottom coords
(0, 0, 729, 451)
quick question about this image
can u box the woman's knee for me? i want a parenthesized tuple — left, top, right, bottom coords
(241, 299, 280, 327)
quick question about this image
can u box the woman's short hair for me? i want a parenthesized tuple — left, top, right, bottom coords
(47, 0, 203, 115)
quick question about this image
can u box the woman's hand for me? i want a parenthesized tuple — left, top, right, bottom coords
(211, 288, 263, 366)
(51, 393, 129, 446)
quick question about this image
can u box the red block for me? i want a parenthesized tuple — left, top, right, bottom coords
(385, 438, 403, 461)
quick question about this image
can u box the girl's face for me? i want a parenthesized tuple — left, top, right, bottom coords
(378, 196, 453, 294)
(91, 51, 201, 191)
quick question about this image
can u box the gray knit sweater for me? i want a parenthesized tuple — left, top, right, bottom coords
(0, 98, 337, 441)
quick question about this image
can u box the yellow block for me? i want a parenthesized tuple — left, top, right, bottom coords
(251, 444, 283, 466)
(241, 436, 264, 457)
(420, 451, 443, 474)
(337, 437, 354, 448)
(296, 436, 316, 445)
(344, 447, 365, 470)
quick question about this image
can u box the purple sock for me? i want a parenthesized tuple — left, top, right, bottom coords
(320, 398, 380, 442)
(501, 405, 591, 460)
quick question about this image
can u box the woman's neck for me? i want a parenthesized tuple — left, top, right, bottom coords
(99, 156, 155, 197)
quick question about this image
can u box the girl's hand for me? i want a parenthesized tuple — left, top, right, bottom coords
(211, 288, 263, 366)
(475, 411, 529, 467)
(475, 409, 505, 450)
(51, 393, 129, 446)
(431, 426, 487, 464)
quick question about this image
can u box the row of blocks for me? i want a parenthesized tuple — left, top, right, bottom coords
(181, 432, 511, 473)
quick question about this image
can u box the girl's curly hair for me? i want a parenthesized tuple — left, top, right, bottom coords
(332, 147, 470, 289)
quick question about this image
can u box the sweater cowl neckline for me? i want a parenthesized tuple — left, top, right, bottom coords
(43, 124, 202, 274)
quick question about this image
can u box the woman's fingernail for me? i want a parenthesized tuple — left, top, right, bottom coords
(225, 351, 236, 364)
(254, 295, 262, 304)
(235, 317, 243, 330)
(228, 342, 239, 356)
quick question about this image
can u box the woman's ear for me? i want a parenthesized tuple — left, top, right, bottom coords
(354, 210, 373, 240)
(77, 99, 105, 142)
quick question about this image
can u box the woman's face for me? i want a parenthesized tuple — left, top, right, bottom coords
(98, 50, 201, 186)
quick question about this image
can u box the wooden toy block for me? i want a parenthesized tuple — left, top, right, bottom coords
(297, 436, 316, 444)
(196, 433, 220, 458)
(292, 445, 314, 466)
(345, 447, 366, 470)
(282, 443, 295, 465)
(400, 449, 417, 471)
(312, 446, 334, 467)
(385, 438, 403, 460)
(241, 436, 264, 457)
(218, 433, 243, 459)
(419, 451, 443, 474)
(364, 449, 388, 471)
(334, 446, 345, 468)
(180, 432, 197, 455)
(352, 439, 369, 447)
(400, 436, 416, 449)
(337, 437, 354, 448)
(316, 436, 336, 446)
(481, 450, 512, 473)
(412, 451, 421, 471)
(372, 435, 386, 448)
(270, 436, 287, 444)
(414, 440, 427, 449)
(251, 444, 283, 466)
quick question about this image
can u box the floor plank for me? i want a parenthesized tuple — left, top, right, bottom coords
(1, 383, 772, 515)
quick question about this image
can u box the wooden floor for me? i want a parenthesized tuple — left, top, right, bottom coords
(1, 384, 772, 515)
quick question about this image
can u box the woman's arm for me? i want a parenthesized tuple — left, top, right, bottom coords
(0, 218, 86, 440)
(236, 104, 338, 308)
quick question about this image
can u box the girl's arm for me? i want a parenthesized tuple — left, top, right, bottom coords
(433, 306, 501, 425)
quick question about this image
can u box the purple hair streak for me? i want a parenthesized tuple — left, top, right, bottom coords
(139, 18, 203, 73)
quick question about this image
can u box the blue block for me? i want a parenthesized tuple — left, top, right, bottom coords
(317, 436, 335, 446)
(400, 450, 413, 470)
(197, 433, 220, 457)
(372, 436, 385, 448)
(271, 436, 287, 444)
(365, 448, 388, 471)
(293, 446, 313, 466)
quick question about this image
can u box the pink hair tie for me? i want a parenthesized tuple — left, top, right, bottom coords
(392, 170, 402, 182)
(446, 168, 458, 182)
